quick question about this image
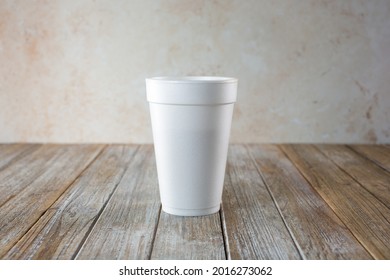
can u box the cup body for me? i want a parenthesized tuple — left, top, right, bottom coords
(146, 77, 237, 216)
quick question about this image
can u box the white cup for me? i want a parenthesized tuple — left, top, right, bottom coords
(146, 76, 238, 216)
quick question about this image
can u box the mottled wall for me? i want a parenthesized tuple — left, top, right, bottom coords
(0, 0, 389, 143)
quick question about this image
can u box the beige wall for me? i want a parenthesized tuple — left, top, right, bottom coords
(0, 0, 389, 143)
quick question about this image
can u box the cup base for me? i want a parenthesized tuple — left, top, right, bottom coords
(162, 205, 220, 216)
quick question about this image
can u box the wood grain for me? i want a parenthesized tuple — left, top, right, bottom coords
(349, 145, 390, 172)
(248, 144, 371, 259)
(221, 144, 301, 260)
(0, 145, 75, 207)
(281, 144, 390, 259)
(151, 212, 225, 260)
(1, 144, 389, 260)
(0, 144, 103, 258)
(0, 144, 41, 171)
(317, 145, 390, 209)
(3, 145, 135, 260)
(76, 145, 161, 260)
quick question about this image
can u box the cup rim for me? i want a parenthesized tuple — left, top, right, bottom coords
(146, 76, 237, 84)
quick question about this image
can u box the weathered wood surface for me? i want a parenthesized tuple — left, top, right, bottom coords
(77, 145, 161, 260)
(0, 144, 72, 207)
(0, 144, 103, 258)
(0, 144, 40, 171)
(349, 145, 390, 172)
(317, 144, 390, 209)
(152, 212, 225, 260)
(248, 144, 372, 259)
(281, 144, 390, 259)
(221, 144, 301, 259)
(5, 145, 136, 259)
(0, 144, 389, 260)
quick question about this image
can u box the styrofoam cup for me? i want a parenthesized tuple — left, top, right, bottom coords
(146, 76, 238, 216)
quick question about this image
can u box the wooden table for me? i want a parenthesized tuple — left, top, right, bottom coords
(0, 144, 389, 260)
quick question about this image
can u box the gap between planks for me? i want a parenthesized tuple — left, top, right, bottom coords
(247, 145, 306, 259)
(315, 144, 390, 210)
(281, 144, 390, 259)
(7, 145, 140, 260)
(0, 144, 42, 173)
(0, 144, 105, 259)
(347, 145, 390, 172)
(248, 144, 372, 259)
(221, 144, 301, 260)
(75, 145, 161, 260)
(2, 144, 388, 260)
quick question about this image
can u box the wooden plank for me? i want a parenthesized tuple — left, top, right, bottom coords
(221, 144, 301, 260)
(0, 144, 103, 258)
(0, 144, 22, 161)
(0, 144, 87, 207)
(0, 144, 41, 171)
(76, 145, 161, 260)
(4, 145, 137, 260)
(281, 144, 390, 259)
(317, 145, 390, 209)
(248, 144, 371, 259)
(151, 212, 225, 260)
(349, 145, 390, 172)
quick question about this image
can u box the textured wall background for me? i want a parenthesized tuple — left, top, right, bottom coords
(0, 0, 389, 143)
